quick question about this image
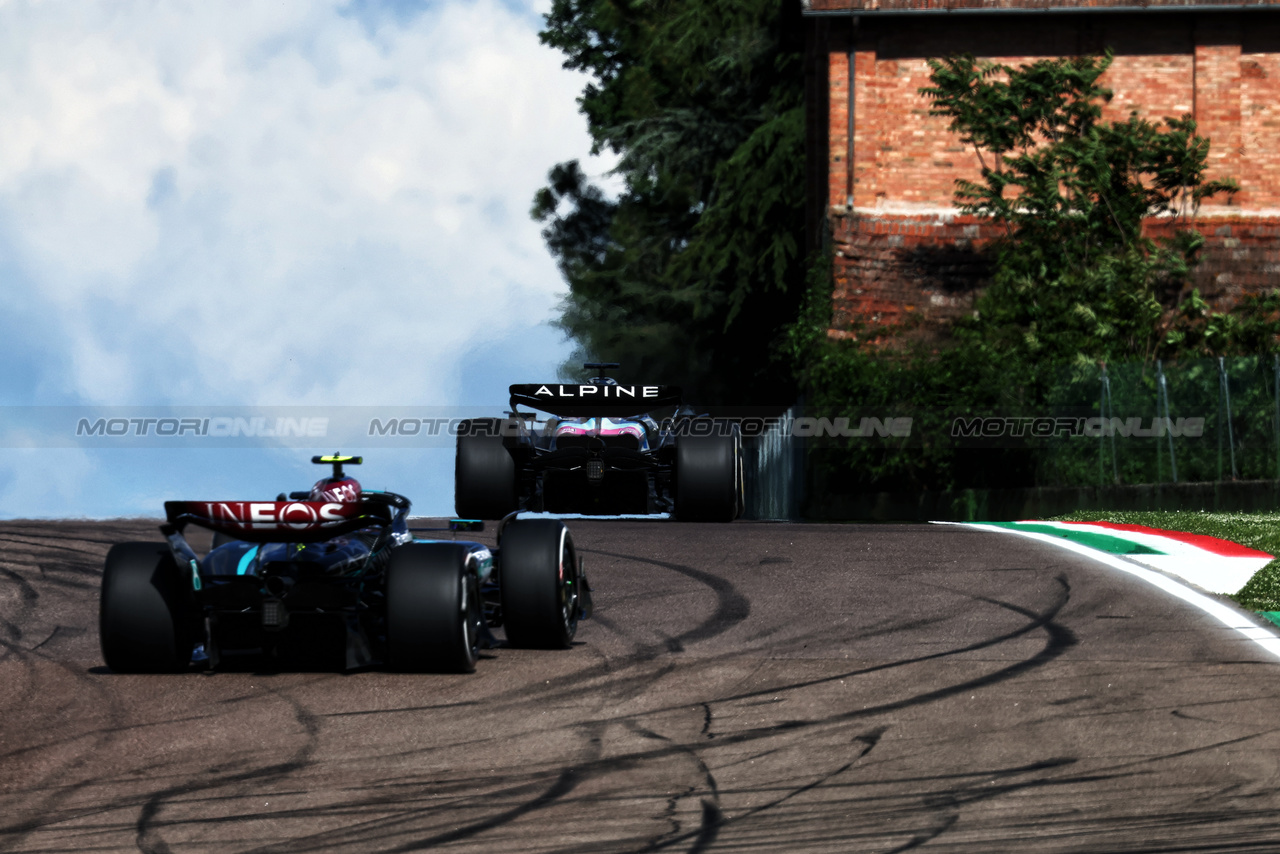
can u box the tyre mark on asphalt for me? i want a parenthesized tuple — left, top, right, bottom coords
(373, 570, 1080, 831)
(10, 523, 428, 853)
(624, 720, 721, 850)
(0, 654, 138, 849)
(883, 814, 961, 853)
(628, 728, 885, 853)
(586, 550, 752, 645)
(3, 521, 1185, 852)
(700, 580, 1077, 750)
(227, 765, 591, 853)
(710, 574, 1078, 715)
(0, 541, 130, 840)
(867, 757, 1144, 854)
(469, 573, 1079, 849)
(388, 768, 582, 852)
(0, 535, 124, 563)
(410, 571, 1075, 819)
(318, 699, 483, 717)
(0, 525, 160, 548)
(241, 723, 608, 854)
(134, 684, 324, 854)
(470, 546, 749, 710)
(115, 671, 609, 854)
(546, 574, 1077, 747)
(0, 567, 39, 643)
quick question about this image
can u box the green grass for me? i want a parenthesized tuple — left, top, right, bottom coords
(1048, 509, 1280, 610)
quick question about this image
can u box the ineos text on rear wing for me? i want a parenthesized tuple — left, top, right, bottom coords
(164, 500, 391, 543)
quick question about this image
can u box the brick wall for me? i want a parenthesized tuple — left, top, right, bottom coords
(813, 10, 1280, 336)
(829, 212, 1280, 337)
(829, 213, 991, 335)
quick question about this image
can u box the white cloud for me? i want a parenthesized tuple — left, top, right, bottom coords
(0, 0, 612, 410)
(0, 0, 615, 516)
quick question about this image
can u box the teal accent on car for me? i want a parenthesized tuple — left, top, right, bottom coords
(237, 545, 260, 576)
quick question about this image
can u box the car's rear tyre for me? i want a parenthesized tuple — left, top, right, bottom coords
(99, 543, 198, 673)
(500, 519, 578, 649)
(674, 422, 741, 522)
(385, 543, 480, 673)
(455, 418, 519, 519)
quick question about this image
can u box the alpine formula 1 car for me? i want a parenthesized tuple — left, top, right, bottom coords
(455, 364, 743, 522)
(99, 455, 591, 673)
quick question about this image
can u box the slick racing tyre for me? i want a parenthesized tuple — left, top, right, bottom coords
(674, 421, 741, 522)
(386, 543, 481, 673)
(455, 418, 519, 519)
(99, 543, 199, 673)
(500, 519, 579, 649)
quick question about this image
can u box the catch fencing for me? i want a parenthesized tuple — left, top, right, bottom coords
(1043, 355, 1280, 488)
(742, 407, 804, 520)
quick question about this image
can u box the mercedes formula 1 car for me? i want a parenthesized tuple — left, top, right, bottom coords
(99, 455, 591, 673)
(455, 364, 743, 522)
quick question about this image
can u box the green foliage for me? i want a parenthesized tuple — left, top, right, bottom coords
(1236, 563, 1280, 611)
(921, 52, 1238, 370)
(786, 52, 1273, 500)
(534, 0, 806, 403)
(1163, 289, 1280, 357)
(784, 257, 1038, 493)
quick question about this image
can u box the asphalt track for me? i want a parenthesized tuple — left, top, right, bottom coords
(4, 518, 1280, 853)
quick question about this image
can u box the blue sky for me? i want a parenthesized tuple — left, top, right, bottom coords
(0, 0, 613, 518)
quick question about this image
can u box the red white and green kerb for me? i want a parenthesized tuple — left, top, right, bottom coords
(978, 520, 1272, 595)
(942, 519, 1280, 658)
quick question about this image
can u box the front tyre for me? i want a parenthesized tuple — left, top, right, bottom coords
(500, 519, 578, 649)
(99, 543, 198, 673)
(385, 543, 480, 673)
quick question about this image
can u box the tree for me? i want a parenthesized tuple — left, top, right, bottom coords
(782, 51, 1254, 501)
(533, 0, 806, 404)
(919, 52, 1238, 371)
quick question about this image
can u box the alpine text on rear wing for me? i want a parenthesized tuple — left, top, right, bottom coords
(508, 384, 683, 418)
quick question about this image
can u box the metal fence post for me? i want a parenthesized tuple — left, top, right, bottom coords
(1100, 365, 1118, 486)
(1274, 354, 1279, 481)
(1157, 360, 1178, 484)
(1218, 356, 1238, 481)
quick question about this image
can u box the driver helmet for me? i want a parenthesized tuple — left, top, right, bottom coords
(309, 476, 362, 503)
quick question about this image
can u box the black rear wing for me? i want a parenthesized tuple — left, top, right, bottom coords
(509, 383, 682, 418)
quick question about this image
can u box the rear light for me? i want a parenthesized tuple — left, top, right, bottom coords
(262, 599, 288, 630)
